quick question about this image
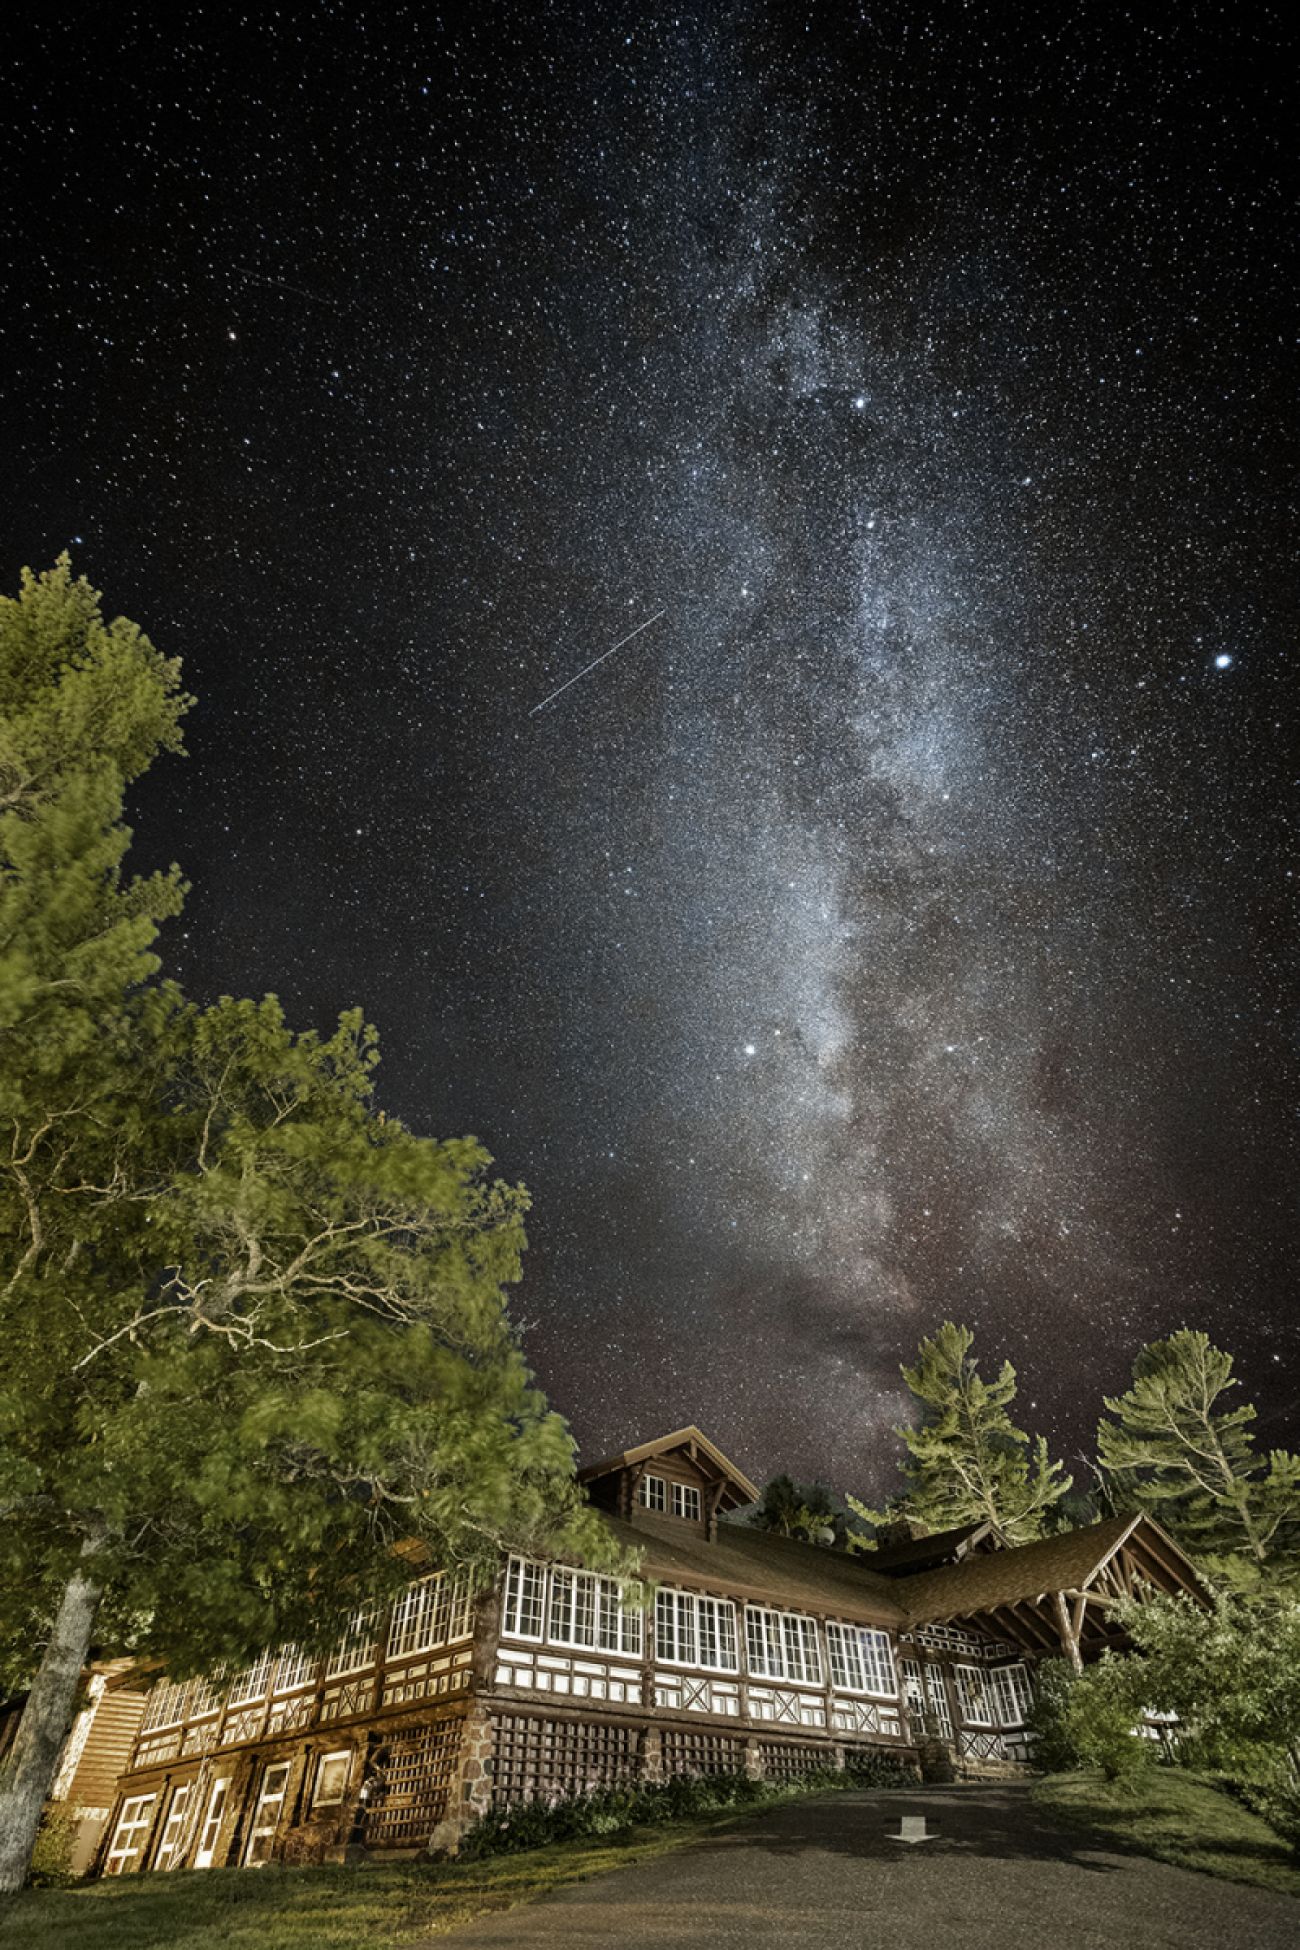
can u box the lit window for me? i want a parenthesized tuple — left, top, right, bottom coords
(745, 1605, 823, 1685)
(655, 1587, 739, 1670)
(548, 1565, 644, 1655)
(672, 1483, 702, 1521)
(104, 1794, 156, 1875)
(313, 1750, 353, 1806)
(273, 1644, 315, 1693)
(153, 1784, 192, 1871)
(501, 1556, 546, 1640)
(386, 1573, 474, 1660)
(954, 1663, 996, 1727)
(141, 1678, 190, 1732)
(638, 1473, 666, 1511)
(824, 1622, 896, 1697)
(227, 1650, 274, 1706)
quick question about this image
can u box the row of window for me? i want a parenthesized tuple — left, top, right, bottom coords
(900, 1656, 1033, 1732)
(502, 1557, 899, 1697)
(139, 1574, 474, 1731)
(106, 1751, 353, 1875)
(637, 1472, 702, 1520)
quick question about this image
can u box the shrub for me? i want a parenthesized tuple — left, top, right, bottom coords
(1027, 1657, 1083, 1771)
(1028, 1653, 1156, 1781)
(27, 1803, 78, 1888)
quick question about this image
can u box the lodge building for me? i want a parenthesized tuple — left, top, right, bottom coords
(72, 1426, 1207, 1876)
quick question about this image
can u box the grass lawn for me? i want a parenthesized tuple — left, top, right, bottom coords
(1033, 1767, 1300, 1900)
(0, 1794, 814, 1950)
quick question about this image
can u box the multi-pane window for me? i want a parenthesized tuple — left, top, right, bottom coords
(188, 1671, 223, 1718)
(244, 1761, 291, 1866)
(671, 1482, 702, 1520)
(194, 1777, 230, 1869)
(824, 1622, 897, 1697)
(903, 1657, 955, 1738)
(273, 1644, 315, 1693)
(153, 1784, 192, 1871)
(502, 1556, 546, 1640)
(655, 1588, 739, 1670)
(313, 1750, 352, 1806)
(325, 1609, 378, 1678)
(638, 1473, 667, 1511)
(387, 1572, 475, 1660)
(745, 1605, 823, 1685)
(227, 1650, 274, 1706)
(141, 1677, 190, 1731)
(548, 1566, 644, 1655)
(925, 1665, 955, 1738)
(989, 1662, 1033, 1727)
(954, 1663, 996, 1727)
(104, 1794, 156, 1874)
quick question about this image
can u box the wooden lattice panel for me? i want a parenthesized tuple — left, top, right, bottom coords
(491, 1713, 638, 1806)
(757, 1740, 824, 1781)
(659, 1727, 746, 1777)
(364, 1719, 463, 1848)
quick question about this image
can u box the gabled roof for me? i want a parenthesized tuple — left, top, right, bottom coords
(896, 1512, 1210, 1626)
(868, 1519, 1001, 1576)
(578, 1426, 760, 1510)
(596, 1513, 908, 1628)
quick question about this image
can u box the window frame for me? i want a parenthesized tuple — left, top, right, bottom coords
(227, 1650, 274, 1707)
(501, 1556, 546, 1642)
(194, 1776, 231, 1870)
(243, 1760, 292, 1866)
(655, 1586, 739, 1672)
(744, 1604, 824, 1685)
(312, 1749, 353, 1807)
(824, 1621, 897, 1699)
(273, 1644, 316, 1694)
(637, 1473, 667, 1512)
(152, 1783, 193, 1871)
(547, 1564, 644, 1656)
(989, 1661, 1033, 1728)
(324, 1609, 379, 1679)
(386, 1572, 474, 1661)
(953, 1662, 996, 1727)
(104, 1794, 156, 1875)
(671, 1482, 702, 1520)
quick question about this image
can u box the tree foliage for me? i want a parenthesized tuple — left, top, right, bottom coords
(748, 1475, 847, 1547)
(871, 1321, 1072, 1545)
(1097, 1331, 1300, 1595)
(1026, 1652, 1155, 1781)
(0, 561, 624, 1888)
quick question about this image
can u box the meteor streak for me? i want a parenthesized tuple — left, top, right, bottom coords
(530, 610, 666, 716)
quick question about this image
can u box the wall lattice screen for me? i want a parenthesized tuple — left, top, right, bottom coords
(659, 1727, 746, 1776)
(364, 1719, 463, 1847)
(491, 1714, 639, 1806)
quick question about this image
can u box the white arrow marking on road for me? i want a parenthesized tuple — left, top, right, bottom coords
(889, 1814, 936, 1844)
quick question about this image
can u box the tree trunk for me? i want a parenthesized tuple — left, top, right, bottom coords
(0, 1553, 103, 1894)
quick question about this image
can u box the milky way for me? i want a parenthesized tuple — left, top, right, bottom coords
(3, 4, 1295, 1493)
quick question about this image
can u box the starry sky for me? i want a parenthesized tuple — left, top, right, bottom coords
(3, 2, 1296, 1497)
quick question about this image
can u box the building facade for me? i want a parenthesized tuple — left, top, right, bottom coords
(89, 1426, 1206, 1875)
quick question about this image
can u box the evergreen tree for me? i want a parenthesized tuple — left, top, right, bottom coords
(873, 1321, 1071, 1544)
(749, 1474, 846, 1547)
(0, 562, 620, 1891)
(1097, 1330, 1300, 1595)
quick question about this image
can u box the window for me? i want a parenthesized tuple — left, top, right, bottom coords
(244, 1761, 291, 1865)
(672, 1483, 702, 1521)
(104, 1794, 156, 1875)
(313, 1750, 353, 1806)
(656, 1588, 739, 1671)
(188, 1671, 223, 1718)
(387, 1572, 474, 1660)
(227, 1650, 274, 1706)
(954, 1663, 996, 1727)
(141, 1677, 189, 1732)
(924, 1665, 955, 1738)
(502, 1556, 546, 1640)
(325, 1609, 378, 1678)
(824, 1622, 896, 1697)
(194, 1777, 230, 1870)
(153, 1784, 192, 1871)
(638, 1473, 666, 1511)
(548, 1566, 644, 1655)
(745, 1606, 823, 1685)
(989, 1662, 1033, 1727)
(274, 1644, 315, 1693)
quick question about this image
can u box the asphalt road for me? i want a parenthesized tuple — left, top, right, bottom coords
(438, 1785, 1297, 1949)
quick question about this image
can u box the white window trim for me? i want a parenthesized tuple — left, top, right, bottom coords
(547, 1564, 644, 1657)
(273, 1644, 316, 1694)
(312, 1749, 353, 1806)
(953, 1662, 996, 1727)
(105, 1794, 156, 1874)
(655, 1586, 740, 1672)
(501, 1556, 546, 1642)
(194, 1776, 231, 1870)
(989, 1661, 1033, 1727)
(824, 1621, 897, 1699)
(671, 1482, 702, 1520)
(141, 1677, 190, 1732)
(153, 1783, 193, 1871)
(638, 1472, 667, 1511)
(325, 1609, 379, 1678)
(244, 1761, 292, 1865)
(227, 1650, 275, 1707)
(745, 1604, 824, 1686)
(386, 1571, 475, 1661)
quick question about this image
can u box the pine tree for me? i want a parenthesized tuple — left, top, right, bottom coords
(0, 562, 621, 1891)
(874, 1321, 1072, 1544)
(1097, 1330, 1300, 1595)
(749, 1475, 846, 1546)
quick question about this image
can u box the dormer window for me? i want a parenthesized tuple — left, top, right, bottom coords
(638, 1473, 666, 1511)
(672, 1483, 702, 1521)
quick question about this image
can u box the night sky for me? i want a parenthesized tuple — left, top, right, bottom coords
(4, 3, 1296, 1497)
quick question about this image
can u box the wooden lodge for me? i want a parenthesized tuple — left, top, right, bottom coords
(68, 1426, 1207, 1876)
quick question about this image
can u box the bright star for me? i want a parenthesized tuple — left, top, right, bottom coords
(1214, 653, 1233, 669)
(743, 1043, 757, 1057)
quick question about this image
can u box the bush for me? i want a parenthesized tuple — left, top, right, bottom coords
(1028, 1654, 1155, 1781)
(27, 1803, 78, 1888)
(1026, 1657, 1083, 1772)
(458, 1752, 916, 1860)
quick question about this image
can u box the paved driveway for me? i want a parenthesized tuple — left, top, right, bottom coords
(438, 1785, 1296, 1949)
